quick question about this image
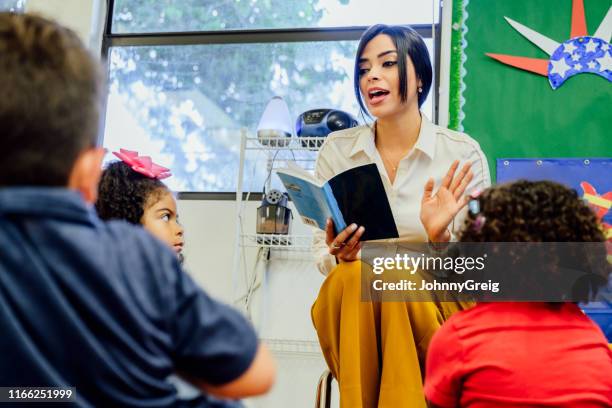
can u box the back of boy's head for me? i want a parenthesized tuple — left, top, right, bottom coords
(461, 180, 604, 243)
(0, 12, 102, 186)
(96, 161, 167, 225)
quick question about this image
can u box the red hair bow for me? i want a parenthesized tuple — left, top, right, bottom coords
(112, 149, 171, 180)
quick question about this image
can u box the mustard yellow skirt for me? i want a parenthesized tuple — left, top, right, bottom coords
(311, 261, 472, 408)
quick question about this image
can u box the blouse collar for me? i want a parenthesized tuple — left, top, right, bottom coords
(349, 113, 436, 161)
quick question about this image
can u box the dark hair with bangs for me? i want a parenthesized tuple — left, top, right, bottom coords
(354, 24, 432, 117)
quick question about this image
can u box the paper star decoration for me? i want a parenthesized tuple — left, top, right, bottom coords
(580, 181, 612, 263)
(486, 0, 612, 89)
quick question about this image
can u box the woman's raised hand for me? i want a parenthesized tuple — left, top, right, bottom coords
(420, 160, 473, 242)
(325, 219, 365, 263)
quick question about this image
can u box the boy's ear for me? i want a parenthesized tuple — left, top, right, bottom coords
(67, 147, 106, 204)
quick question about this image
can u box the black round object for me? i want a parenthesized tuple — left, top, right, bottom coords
(327, 111, 358, 132)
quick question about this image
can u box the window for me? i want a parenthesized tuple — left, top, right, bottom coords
(111, 0, 439, 33)
(103, 0, 440, 193)
(0, 0, 26, 12)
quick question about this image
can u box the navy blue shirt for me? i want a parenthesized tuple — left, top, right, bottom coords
(0, 188, 258, 407)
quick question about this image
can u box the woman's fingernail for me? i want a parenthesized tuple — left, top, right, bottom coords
(359, 226, 365, 233)
(350, 224, 358, 231)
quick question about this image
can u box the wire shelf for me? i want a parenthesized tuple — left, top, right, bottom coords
(269, 157, 317, 171)
(240, 234, 313, 250)
(245, 135, 325, 151)
(262, 338, 322, 358)
(266, 250, 317, 262)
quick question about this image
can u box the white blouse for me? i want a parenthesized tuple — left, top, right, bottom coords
(312, 114, 491, 276)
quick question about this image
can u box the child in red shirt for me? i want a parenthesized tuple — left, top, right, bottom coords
(424, 180, 612, 407)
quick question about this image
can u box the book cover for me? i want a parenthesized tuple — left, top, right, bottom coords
(276, 163, 399, 241)
(275, 165, 346, 233)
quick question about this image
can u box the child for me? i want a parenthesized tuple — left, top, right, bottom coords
(96, 150, 215, 403)
(424, 180, 612, 407)
(0, 12, 275, 407)
(96, 149, 185, 262)
(95, 152, 245, 407)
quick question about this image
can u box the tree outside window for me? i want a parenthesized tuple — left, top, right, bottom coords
(104, 0, 437, 192)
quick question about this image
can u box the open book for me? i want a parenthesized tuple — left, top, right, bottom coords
(276, 162, 399, 241)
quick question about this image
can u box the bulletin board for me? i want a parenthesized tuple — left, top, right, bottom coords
(443, 0, 612, 180)
(497, 158, 612, 341)
(497, 158, 611, 228)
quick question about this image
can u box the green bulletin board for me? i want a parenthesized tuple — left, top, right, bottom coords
(448, 0, 612, 180)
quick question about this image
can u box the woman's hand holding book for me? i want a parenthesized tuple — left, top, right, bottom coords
(326, 219, 365, 263)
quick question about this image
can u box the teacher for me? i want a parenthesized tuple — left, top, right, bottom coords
(311, 24, 490, 407)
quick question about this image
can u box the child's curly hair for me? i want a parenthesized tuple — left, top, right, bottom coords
(95, 161, 168, 224)
(460, 180, 605, 243)
(460, 180, 608, 302)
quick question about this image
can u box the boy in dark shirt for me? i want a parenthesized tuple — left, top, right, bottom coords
(0, 12, 275, 407)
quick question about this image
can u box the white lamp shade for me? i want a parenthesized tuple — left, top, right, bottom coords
(257, 96, 293, 137)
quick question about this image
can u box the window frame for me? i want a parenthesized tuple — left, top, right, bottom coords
(101, 0, 442, 199)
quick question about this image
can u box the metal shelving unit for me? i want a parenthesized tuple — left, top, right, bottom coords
(232, 130, 323, 271)
(231, 129, 323, 316)
(262, 338, 322, 358)
(242, 134, 324, 172)
(244, 134, 327, 151)
(240, 233, 314, 250)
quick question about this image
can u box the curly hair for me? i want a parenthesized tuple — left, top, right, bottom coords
(460, 180, 605, 243)
(459, 180, 608, 302)
(95, 161, 168, 224)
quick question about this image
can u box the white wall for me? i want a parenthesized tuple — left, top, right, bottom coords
(178, 199, 331, 408)
(26, 0, 104, 51)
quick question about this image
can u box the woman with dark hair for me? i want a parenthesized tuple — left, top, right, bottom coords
(311, 24, 490, 406)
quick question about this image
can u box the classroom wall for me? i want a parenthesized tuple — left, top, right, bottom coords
(26, 0, 105, 51)
(177, 199, 332, 408)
